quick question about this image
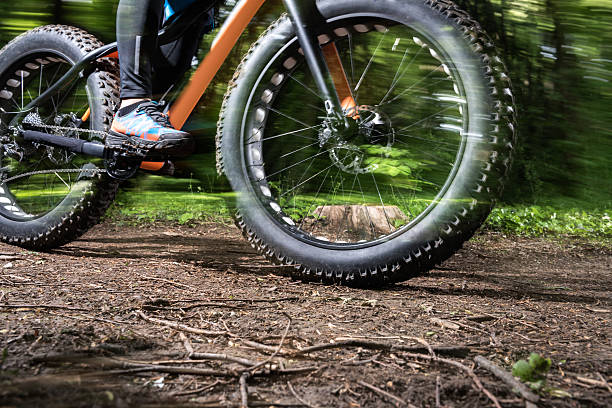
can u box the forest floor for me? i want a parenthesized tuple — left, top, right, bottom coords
(0, 221, 610, 408)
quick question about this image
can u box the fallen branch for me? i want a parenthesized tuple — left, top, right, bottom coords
(119, 361, 236, 377)
(136, 310, 227, 336)
(0, 255, 22, 260)
(0, 304, 85, 311)
(272, 365, 320, 376)
(293, 339, 470, 358)
(144, 302, 242, 311)
(209, 297, 299, 303)
(190, 353, 256, 367)
(241, 339, 285, 354)
(474, 356, 539, 403)
(358, 380, 415, 408)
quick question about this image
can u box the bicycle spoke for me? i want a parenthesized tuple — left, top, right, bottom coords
(355, 175, 376, 238)
(289, 74, 324, 100)
(38, 64, 43, 97)
(371, 172, 392, 231)
(347, 33, 356, 89)
(53, 171, 71, 190)
(381, 64, 444, 106)
(255, 124, 321, 143)
(279, 142, 319, 159)
(379, 46, 424, 105)
(354, 30, 386, 92)
(265, 148, 331, 180)
(285, 163, 335, 201)
(395, 105, 455, 133)
(296, 165, 334, 228)
(268, 107, 313, 129)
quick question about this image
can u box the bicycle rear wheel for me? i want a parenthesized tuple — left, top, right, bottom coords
(0, 26, 119, 249)
(218, 0, 516, 286)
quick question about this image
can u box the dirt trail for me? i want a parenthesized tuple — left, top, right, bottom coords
(0, 222, 610, 407)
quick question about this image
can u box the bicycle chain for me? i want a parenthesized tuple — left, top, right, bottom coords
(0, 112, 129, 183)
(1, 168, 106, 184)
(22, 111, 108, 139)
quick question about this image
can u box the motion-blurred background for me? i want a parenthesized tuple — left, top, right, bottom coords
(1, 0, 610, 235)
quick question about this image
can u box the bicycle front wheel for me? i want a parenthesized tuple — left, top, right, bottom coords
(218, 0, 516, 286)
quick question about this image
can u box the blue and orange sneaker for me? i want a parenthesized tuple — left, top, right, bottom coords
(108, 101, 194, 156)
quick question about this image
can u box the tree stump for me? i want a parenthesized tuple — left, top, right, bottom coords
(301, 205, 409, 241)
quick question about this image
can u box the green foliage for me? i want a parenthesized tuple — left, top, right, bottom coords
(2, 1, 609, 213)
(512, 353, 552, 390)
(485, 206, 612, 238)
(512, 353, 572, 398)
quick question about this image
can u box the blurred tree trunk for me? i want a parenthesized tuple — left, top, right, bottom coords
(52, 0, 64, 25)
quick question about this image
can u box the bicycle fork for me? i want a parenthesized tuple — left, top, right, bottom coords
(282, 0, 355, 128)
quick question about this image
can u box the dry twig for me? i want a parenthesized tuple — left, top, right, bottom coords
(191, 353, 255, 367)
(435, 376, 441, 408)
(241, 339, 283, 354)
(474, 355, 539, 403)
(179, 332, 194, 356)
(171, 379, 227, 396)
(358, 380, 415, 408)
(139, 275, 197, 290)
(247, 313, 292, 373)
(137, 310, 227, 336)
(287, 381, 317, 408)
(239, 372, 250, 408)
(596, 372, 612, 393)
(0, 304, 85, 311)
(117, 361, 236, 377)
(293, 338, 469, 358)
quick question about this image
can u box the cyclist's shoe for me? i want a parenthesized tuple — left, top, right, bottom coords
(108, 101, 194, 156)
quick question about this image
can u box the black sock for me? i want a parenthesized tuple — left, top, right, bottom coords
(117, 100, 148, 117)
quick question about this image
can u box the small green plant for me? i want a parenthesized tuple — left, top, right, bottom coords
(512, 353, 552, 390)
(485, 206, 612, 238)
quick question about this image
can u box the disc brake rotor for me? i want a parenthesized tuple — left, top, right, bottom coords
(327, 105, 395, 174)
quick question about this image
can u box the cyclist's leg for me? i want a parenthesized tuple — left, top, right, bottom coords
(111, 0, 193, 154)
(116, 0, 164, 102)
(152, 15, 212, 97)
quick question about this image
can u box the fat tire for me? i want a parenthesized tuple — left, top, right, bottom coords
(218, 0, 516, 287)
(0, 25, 120, 250)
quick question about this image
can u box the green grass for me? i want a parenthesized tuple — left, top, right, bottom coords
(105, 176, 611, 239)
(106, 190, 234, 225)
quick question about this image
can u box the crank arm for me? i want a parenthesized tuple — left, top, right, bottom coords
(23, 130, 106, 158)
(21, 129, 168, 180)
